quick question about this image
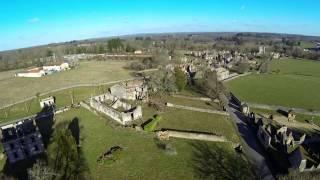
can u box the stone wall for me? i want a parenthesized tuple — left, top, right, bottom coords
(156, 130, 228, 142)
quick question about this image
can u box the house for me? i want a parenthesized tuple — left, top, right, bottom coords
(43, 62, 70, 72)
(0, 119, 44, 163)
(43, 65, 61, 72)
(60, 62, 70, 70)
(258, 46, 266, 55)
(215, 67, 230, 81)
(15, 62, 70, 78)
(40, 96, 55, 108)
(134, 50, 143, 54)
(15, 67, 45, 78)
(271, 52, 281, 59)
(110, 80, 147, 101)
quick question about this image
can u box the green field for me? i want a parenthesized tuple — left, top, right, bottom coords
(0, 60, 133, 107)
(0, 85, 110, 123)
(227, 58, 320, 110)
(157, 109, 239, 142)
(42, 108, 251, 179)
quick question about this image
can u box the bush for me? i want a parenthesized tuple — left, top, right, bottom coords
(143, 115, 162, 132)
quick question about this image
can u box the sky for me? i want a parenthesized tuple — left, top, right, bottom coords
(0, 0, 319, 51)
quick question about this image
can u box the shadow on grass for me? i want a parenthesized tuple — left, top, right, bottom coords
(190, 141, 254, 180)
(68, 117, 80, 146)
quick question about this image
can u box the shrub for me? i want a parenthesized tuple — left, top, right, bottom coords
(143, 115, 162, 132)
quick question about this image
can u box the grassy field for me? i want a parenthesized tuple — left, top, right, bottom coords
(157, 109, 239, 142)
(227, 58, 320, 110)
(0, 60, 134, 107)
(44, 108, 251, 179)
(0, 85, 110, 123)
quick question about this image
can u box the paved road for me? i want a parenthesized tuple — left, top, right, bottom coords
(220, 94, 275, 180)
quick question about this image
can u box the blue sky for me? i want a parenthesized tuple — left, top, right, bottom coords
(0, 0, 319, 51)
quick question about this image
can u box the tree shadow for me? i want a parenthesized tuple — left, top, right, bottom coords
(68, 117, 80, 146)
(34, 106, 55, 148)
(189, 141, 254, 180)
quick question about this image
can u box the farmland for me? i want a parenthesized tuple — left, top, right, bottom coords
(226, 58, 320, 110)
(0, 60, 134, 107)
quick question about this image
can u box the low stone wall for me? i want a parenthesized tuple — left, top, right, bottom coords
(172, 95, 211, 102)
(90, 98, 123, 124)
(166, 103, 229, 116)
(156, 130, 228, 142)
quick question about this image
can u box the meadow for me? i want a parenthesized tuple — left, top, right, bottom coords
(0, 85, 110, 123)
(49, 108, 251, 179)
(227, 58, 320, 110)
(0, 60, 133, 107)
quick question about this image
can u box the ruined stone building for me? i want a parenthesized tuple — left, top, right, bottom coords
(90, 92, 143, 125)
(253, 116, 320, 172)
(110, 80, 148, 101)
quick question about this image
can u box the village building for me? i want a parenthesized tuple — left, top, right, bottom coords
(258, 46, 266, 55)
(0, 119, 44, 163)
(215, 67, 230, 81)
(134, 50, 143, 54)
(15, 67, 45, 78)
(271, 52, 281, 59)
(15, 62, 70, 78)
(251, 115, 320, 172)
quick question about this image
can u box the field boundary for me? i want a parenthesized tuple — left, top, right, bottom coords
(0, 77, 142, 110)
(166, 103, 229, 116)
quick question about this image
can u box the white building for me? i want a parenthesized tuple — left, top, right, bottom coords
(43, 65, 61, 71)
(16, 68, 45, 78)
(134, 50, 143, 54)
(40, 96, 55, 108)
(16, 62, 70, 78)
(60, 62, 70, 70)
(258, 46, 266, 55)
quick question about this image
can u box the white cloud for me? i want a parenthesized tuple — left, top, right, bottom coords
(28, 17, 40, 23)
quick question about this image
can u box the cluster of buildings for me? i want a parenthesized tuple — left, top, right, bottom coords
(90, 79, 147, 125)
(0, 119, 44, 163)
(247, 110, 320, 172)
(15, 62, 70, 78)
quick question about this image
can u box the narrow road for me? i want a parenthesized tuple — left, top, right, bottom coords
(220, 94, 275, 180)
